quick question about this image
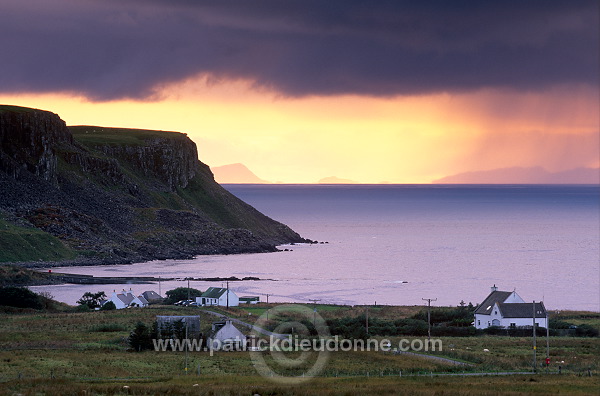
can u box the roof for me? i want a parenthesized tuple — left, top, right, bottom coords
(498, 302, 546, 318)
(116, 293, 134, 306)
(202, 287, 228, 299)
(137, 295, 149, 305)
(142, 291, 162, 301)
(474, 291, 512, 315)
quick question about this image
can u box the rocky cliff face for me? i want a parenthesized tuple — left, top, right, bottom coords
(0, 106, 72, 183)
(0, 105, 305, 265)
(92, 134, 199, 191)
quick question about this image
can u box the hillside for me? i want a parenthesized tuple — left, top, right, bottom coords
(0, 105, 305, 265)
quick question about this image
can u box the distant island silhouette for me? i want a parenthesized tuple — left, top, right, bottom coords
(434, 166, 600, 184)
(318, 176, 357, 184)
(211, 163, 270, 184)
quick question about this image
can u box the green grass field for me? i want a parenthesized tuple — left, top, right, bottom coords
(0, 304, 598, 395)
(0, 218, 76, 263)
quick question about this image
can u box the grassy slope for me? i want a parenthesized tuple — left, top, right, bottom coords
(0, 217, 76, 263)
(0, 265, 60, 286)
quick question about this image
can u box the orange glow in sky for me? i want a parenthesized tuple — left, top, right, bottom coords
(1, 78, 598, 183)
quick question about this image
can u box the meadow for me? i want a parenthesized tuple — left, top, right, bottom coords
(0, 303, 598, 395)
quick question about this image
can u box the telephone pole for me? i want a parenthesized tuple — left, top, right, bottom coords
(309, 299, 321, 327)
(422, 298, 437, 341)
(546, 308, 550, 373)
(533, 301, 537, 373)
(265, 294, 271, 321)
(226, 281, 229, 309)
(187, 278, 190, 301)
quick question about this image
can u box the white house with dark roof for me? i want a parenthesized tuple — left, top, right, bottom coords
(209, 319, 246, 350)
(196, 287, 239, 307)
(474, 285, 547, 329)
(104, 289, 149, 309)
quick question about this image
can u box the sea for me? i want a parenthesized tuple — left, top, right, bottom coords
(31, 185, 600, 311)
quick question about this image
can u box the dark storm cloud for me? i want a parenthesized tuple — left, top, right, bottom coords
(0, 0, 597, 100)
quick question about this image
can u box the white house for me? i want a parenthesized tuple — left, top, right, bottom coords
(209, 319, 246, 350)
(103, 289, 149, 309)
(196, 287, 239, 307)
(474, 285, 547, 329)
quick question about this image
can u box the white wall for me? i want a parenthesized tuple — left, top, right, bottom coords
(504, 291, 525, 304)
(475, 313, 547, 329)
(217, 290, 239, 307)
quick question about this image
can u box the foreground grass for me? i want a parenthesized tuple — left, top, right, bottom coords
(0, 305, 598, 395)
(2, 374, 599, 396)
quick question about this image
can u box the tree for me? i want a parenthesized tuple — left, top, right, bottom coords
(164, 287, 203, 304)
(76, 291, 107, 309)
(128, 322, 153, 351)
(100, 301, 116, 311)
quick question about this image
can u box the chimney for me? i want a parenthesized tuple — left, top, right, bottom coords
(491, 284, 498, 292)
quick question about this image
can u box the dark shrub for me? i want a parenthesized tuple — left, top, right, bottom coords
(0, 286, 43, 309)
(100, 301, 116, 311)
(128, 322, 153, 351)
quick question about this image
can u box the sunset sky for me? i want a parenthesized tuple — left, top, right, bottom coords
(1, 0, 598, 183)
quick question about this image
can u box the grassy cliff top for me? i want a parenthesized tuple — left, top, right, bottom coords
(0, 105, 42, 114)
(69, 125, 188, 147)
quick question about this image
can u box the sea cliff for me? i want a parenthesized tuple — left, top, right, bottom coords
(0, 105, 304, 265)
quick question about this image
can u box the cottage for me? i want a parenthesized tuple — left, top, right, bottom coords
(474, 285, 547, 329)
(209, 319, 246, 350)
(156, 316, 201, 339)
(103, 289, 149, 309)
(196, 287, 239, 307)
(141, 290, 162, 303)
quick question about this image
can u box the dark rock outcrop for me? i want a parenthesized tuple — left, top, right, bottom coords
(0, 105, 305, 265)
(0, 106, 72, 183)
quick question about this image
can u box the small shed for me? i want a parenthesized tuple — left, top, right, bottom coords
(239, 296, 260, 304)
(156, 316, 201, 339)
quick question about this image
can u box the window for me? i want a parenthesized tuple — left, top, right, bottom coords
(477, 320, 480, 325)
(510, 323, 516, 328)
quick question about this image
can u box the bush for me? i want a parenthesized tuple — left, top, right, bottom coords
(0, 286, 43, 309)
(75, 304, 91, 312)
(100, 301, 116, 311)
(575, 324, 599, 337)
(164, 287, 203, 304)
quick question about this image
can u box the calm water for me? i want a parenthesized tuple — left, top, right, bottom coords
(33, 185, 600, 311)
